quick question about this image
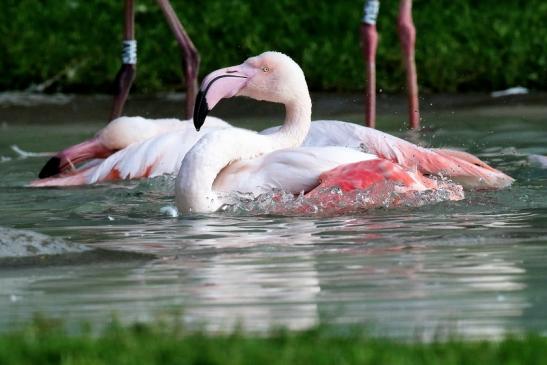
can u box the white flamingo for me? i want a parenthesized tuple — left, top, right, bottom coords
(36, 116, 231, 182)
(171, 52, 505, 213)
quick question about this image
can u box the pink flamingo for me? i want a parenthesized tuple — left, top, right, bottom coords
(32, 52, 513, 208)
(175, 52, 511, 212)
(361, 0, 419, 129)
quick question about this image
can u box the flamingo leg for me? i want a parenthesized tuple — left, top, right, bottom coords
(110, 0, 137, 120)
(360, 0, 380, 129)
(398, 0, 420, 129)
(109, 0, 137, 122)
(156, 0, 200, 119)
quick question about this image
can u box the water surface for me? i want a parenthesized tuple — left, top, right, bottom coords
(0, 93, 546, 339)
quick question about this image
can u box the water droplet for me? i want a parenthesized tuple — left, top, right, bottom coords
(496, 294, 505, 302)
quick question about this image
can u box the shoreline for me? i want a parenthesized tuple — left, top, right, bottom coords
(1, 91, 545, 126)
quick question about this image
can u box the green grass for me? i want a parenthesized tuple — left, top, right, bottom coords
(1, 0, 546, 93)
(1, 319, 546, 365)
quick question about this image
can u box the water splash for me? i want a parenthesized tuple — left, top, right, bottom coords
(10, 145, 52, 158)
(221, 180, 464, 217)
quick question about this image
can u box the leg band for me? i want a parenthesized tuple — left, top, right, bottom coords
(122, 40, 137, 64)
(362, 0, 380, 25)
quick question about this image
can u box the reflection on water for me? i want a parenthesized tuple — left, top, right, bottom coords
(0, 97, 546, 339)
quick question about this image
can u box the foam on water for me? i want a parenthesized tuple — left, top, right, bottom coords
(10, 145, 52, 158)
(0, 226, 91, 258)
(221, 180, 464, 217)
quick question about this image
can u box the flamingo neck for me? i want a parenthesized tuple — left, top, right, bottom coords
(271, 96, 312, 149)
(176, 95, 312, 213)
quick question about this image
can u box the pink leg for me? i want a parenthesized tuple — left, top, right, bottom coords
(156, 0, 200, 119)
(360, 23, 378, 129)
(398, 0, 420, 129)
(110, 0, 136, 122)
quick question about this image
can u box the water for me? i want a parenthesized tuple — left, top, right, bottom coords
(0, 93, 546, 340)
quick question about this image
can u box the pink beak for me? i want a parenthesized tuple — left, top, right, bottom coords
(193, 63, 256, 131)
(38, 137, 114, 178)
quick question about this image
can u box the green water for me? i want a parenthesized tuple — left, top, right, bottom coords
(0, 93, 546, 339)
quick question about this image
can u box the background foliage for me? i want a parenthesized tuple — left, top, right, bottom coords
(1, 0, 546, 93)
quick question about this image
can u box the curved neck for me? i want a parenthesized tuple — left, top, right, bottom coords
(271, 96, 312, 149)
(176, 95, 312, 213)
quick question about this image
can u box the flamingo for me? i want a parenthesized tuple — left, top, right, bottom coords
(172, 52, 507, 213)
(34, 116, 231, 185)
(37, 116, 231, 180)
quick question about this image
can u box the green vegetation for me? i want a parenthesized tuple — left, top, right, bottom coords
(0, 319, 546, 365)
(1, 0, 546, 93)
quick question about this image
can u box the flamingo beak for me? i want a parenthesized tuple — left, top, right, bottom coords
(38, 137, 114, 178)
(193, 64, 255, 131)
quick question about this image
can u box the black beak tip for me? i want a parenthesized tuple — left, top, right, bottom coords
(38, 156, 61, 179)
(193, 89, 210, 132)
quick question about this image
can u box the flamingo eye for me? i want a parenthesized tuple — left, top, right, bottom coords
(262, 66, 270, 72)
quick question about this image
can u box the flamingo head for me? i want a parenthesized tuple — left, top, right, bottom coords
(38, 137, 112, 179)
(193, 51, 308, 131)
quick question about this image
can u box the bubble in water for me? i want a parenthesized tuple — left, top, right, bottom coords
(160, 205, 179, 218)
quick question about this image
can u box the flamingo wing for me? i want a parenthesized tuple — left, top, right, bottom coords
(212, 146, 378, 195)
(213, 146, 464, 215)
(262, 120, 513, 189)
